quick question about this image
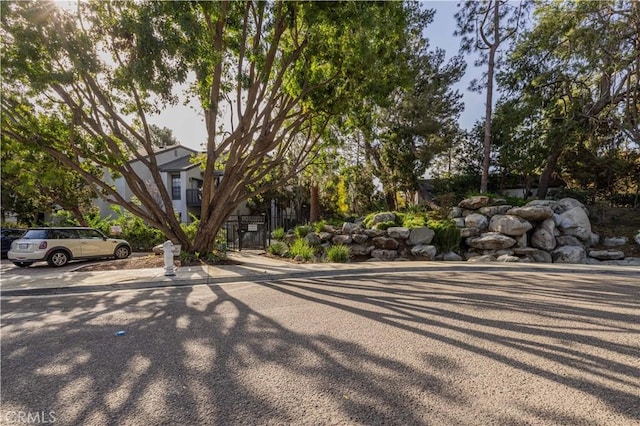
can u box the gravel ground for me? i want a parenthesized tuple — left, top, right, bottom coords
(1, 269, 638, 425)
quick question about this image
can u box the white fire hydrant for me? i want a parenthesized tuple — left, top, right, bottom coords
(163, 240, 176, 276)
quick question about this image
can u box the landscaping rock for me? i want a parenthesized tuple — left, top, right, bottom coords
(588, 250, 625, 260)
(557, 207, 592, 241)
(364, 229, 387, 238)
(489, 215, 533, 236)
(497, 254, 520, 262)
(454, 218, 466, 228)
(410, 244, 437, 259)
(352, 234, 369, 244)
(635, 231, 640, 246)
(458, 196, 491, 210)
(467, 254, 497, 263)
(507, 205, 554, 222)
(556, 198, 588, 214)
(466, 232, 517, 250)
(448, 207, 463, 218)
(465, 213, 489, 230)
(556, 235, 583, 247)
(318, 232, 333, 242)
(369, 212, 397, 227)
(372, 236, 399, 250)
(350, 244, 375, 256)
(460, 228, 480, 238)
(478, 205, 512, 217)
(371, 249, 398, 261)
(531, 218, 557, 251)
(602, 236, 628, 247)
(527, 199, 558, 210)
(304, 233, 321, 245)
(551, 246, 587, 264)
(332, 235, 352, 245)
(408, 227, 435, 246)
(514, 248, 553, 263)
(442, 251, 464, 261)
(387, 227, 410, 239)
(342, 222, 363, 234)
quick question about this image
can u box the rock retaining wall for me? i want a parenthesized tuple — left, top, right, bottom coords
(272, 197, 640, 265)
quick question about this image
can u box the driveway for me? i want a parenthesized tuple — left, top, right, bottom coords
(1, 269, 638, 425)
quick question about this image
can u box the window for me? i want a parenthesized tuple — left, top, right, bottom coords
(171, 174, 181, 200)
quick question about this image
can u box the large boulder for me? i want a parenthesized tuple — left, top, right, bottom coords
(304, 233, 321, 245)
(387, 227, 410, 239)
(372, 236, 400, 250)
(318, 232, 334, 242)
(527, 199, 558, 210)
(556, 198, 588, 214)
(635, 230, 640, 246)
(465, 213, 489, 230)
(466, 232, 517, 250)
(371, 249, 398, 261)
(458, 196, 491, 210)
(557, 207, 592, 241)
(551, 246, 587, 264)
(364, 229, 387, 238)
(489, 215, 533, 236)
(408, 227, 435, 246)
(531, 218, 557, 251)
(460, 228, 480, 238)
(448, 207, 463, 218)
(507, 206, 554, 222)
(411, 244, 437, 260)
(464, 213, 489, 231)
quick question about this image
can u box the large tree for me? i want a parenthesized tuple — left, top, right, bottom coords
(498, 0, 640, 198)
(455, 0, 530, 193)
(1, 1, 415, 253)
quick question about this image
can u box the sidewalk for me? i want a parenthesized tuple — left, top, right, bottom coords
(1, 250, 637, 297)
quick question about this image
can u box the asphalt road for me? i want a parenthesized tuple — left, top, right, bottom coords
(1, 270, 638, 425)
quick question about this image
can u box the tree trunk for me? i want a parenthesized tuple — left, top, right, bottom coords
(480, 2, 500, 194)
(385, 190, 397, 211)
(309, 184, 319, 223)
(536, 149, 562, 199)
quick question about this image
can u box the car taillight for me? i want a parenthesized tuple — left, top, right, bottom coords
(39, 241, 47, 249)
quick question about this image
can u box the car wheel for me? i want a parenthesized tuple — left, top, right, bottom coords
(13, 262, 33, 268)
(114, 245, 131, 259)
(47, 250, 69, 267)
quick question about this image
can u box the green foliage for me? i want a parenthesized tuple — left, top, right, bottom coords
(294, 225, 312, 239)
(271, 227, 286, 241)
(396, 212, 427, 229)
(428, 219, 461, 253)
(267, 241, 289, 257)
(312, 221, 327, 233)
(289, 238, 316, 262)
(326, 244, 351, 263)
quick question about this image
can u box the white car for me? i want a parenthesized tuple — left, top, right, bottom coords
(8, 227, 131, 267)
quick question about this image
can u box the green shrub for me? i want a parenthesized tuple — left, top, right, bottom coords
(326, 244, 351, 263)
(428, 219, 462, 253)
(375, 220, 397, 230)
(398, 212, 427, 228)
(267, 241, 289, 257)
(289, 238, 316, 261)
(294, 225, 312, 238)
(271, 227, 286, 241)
(312, 220, 327, 233)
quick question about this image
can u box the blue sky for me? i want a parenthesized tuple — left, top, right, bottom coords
(153, 1, 484, 150)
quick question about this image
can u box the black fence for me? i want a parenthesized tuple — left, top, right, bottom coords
(224, 215, 268, 251)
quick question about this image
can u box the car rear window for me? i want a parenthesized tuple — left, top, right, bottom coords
(22, 230, 50, 239)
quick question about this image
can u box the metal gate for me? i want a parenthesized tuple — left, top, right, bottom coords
(225, 215, 267, 251)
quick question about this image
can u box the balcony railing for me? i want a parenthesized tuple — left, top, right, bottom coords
(186, 189, 202, 207)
